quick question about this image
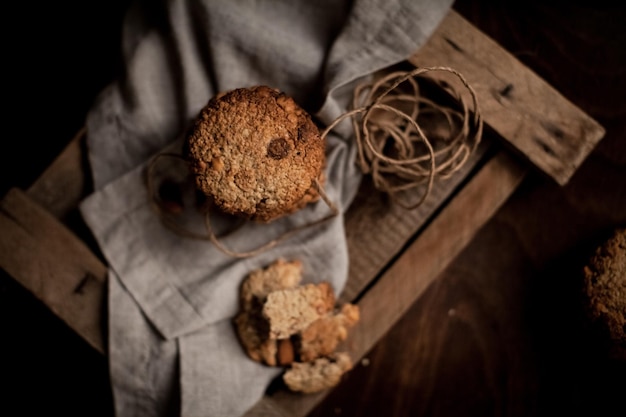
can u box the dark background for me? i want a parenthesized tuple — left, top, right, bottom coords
(2, 1, 625, 416)
(1, 0, 129, 196)
(2, 2, 128, 416)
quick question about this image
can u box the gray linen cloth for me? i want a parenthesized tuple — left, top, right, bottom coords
(78, 0, 453, 416)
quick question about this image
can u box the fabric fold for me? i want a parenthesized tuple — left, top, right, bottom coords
(80, 135, 354, 340)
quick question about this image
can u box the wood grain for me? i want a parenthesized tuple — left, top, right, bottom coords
(309, 204, 543, 417)
(0, 188, 107, 354)
(26, 127, 90, 220)
(347, 150, 526, 359)
(409, 10, 605, 186)
(340, 139, 488, 304)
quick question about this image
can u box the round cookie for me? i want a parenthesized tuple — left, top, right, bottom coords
(184, 86, 325, 223)
(582, 227, 626, 361)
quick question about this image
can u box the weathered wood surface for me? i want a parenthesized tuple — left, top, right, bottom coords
(340, 139, 488, 304)
(347, 151, 526, 361)
(26, 127, 89, 220)
(409, 10, 605, 186)
(0, 188, 107, 354)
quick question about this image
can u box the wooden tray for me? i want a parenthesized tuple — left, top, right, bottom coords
(0, 10, 604, 417)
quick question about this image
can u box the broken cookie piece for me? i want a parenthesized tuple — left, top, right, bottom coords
(234, 258, 303, 366)
(262, 281, 336, 339)
(240, 258, 303, 309)
(233, 258, 360, 393)
(282, 352, 353, 394)
(298, 303, 360, 362)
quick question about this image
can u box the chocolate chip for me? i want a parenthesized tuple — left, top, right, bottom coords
(276, 338, 295, 366)
(267, 138, 290, 159)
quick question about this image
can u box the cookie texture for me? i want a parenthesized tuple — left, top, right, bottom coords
(582, 227, 626, 360)
(185, 85, 325, 222)
(234, 259, 303, 366)
(263, 282, 336, 339)
(282, 352, 353, 394)
(240, 258, 303, 308)
(233, 258, 360, 392)
(297, 303, 360, 362)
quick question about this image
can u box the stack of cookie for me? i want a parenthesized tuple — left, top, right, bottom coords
(234, 259, 360, 393)
(184, 86, 326, 223)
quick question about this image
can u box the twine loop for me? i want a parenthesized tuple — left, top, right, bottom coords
(321, 65, 482, 209)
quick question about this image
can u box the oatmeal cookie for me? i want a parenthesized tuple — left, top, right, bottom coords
(185, 85, 325, 223)
(582, 227, 626, 360)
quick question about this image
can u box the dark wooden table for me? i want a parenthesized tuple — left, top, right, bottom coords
(2, 2, 625, 417)
(312, 3, 626, 416)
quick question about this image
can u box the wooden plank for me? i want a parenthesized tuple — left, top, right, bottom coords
(409, 10, 605, 186)
(0, 188, 107, 354)
(242, 150, 527, 417)
(347, 151, 525, 359)
(340, 140, 488, 304)
(26, 127, 89, 219)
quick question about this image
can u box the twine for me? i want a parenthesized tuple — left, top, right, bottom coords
(205, 178, 339, 258)
(146, 65, 482, 257)
(321, 66, 483, 209)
